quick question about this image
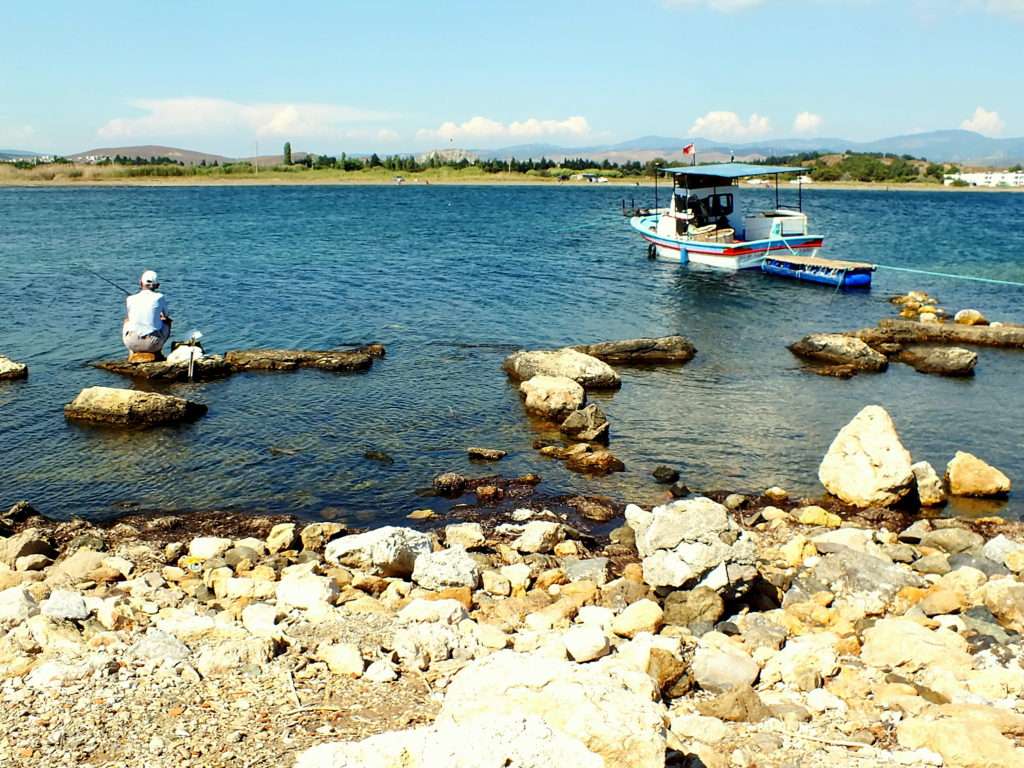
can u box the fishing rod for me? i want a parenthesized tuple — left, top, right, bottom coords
(81, 265, 131, 295)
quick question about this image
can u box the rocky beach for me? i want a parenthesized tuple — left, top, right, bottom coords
(1, 398, 1022, 768)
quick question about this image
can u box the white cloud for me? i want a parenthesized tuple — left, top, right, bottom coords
(663, 0, 765, 11)
(965, 0, 1024, 20)
(689, 111, 771, 139)
(98, 98, 397, 142)
(792, 111, 824, 134)
(416, 115, 591, 143)
(961, 106, 1005, 136)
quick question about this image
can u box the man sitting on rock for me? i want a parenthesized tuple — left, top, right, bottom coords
(123, 270, 172, 362)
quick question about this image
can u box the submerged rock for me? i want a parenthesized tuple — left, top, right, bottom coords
(652, 466, 680, 484)
(946, 451, 1012, 497)
(560, 404, 609, 443)
(0, 355, 28, 381)
(898, 345, 978, 376)
(519, 375, 585, 421)
(64, 386, 207, 428)
(818, 405, 914, 507)
(788, 333, 888, 373)
(467, 447, 506, 461)
(94, 355, 233, 382)
(565, 449, 625, 476)
(503, 348, 621, 390)
(573, 336, 696, 365)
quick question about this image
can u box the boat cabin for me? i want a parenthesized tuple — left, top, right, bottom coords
(655, 163, 810, 245)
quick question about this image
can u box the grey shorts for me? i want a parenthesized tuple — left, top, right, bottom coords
(123, 325, 170, 353)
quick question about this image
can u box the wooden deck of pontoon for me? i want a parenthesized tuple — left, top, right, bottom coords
(768, 255, 875, 271)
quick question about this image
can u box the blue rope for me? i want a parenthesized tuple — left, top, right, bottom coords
(875, 264, 1024, 288)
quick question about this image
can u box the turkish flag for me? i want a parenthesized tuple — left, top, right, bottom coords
(682, 144, 695, 155)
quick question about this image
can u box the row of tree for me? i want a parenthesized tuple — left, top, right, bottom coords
(757, 151, 960, 183)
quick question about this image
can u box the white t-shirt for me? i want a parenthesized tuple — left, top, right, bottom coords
(124, 290, 169, 336)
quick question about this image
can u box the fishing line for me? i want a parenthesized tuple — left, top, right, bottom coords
(875, 264, 1024, 288)
(80, 265, 131, 295)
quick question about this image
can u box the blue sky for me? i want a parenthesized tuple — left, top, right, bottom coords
(2, 0, 1022, 155)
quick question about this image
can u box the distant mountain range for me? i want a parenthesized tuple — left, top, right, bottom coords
(8, 130, 1024, 167)
(0, 149, 44, 160)
(478, 130, 1024, 167)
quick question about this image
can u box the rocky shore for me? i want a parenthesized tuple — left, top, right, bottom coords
(1, 405, 1021, 768)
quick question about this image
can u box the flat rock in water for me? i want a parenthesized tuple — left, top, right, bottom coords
(898, 345, 977, 376)
(94, 344, 384, 381)
(503, 348, 621, 390)
(788, 333, 888, 373)
(573, 336, 696, 365)
(64, 386, 207, 428)
(853, 318, 1024, 349)
(224, 345, 383, 372)
(560, 403, 609, 443)
(520, 375, 585, 421)
(0, 355, 28, 381)
(94, 355, 233, 382)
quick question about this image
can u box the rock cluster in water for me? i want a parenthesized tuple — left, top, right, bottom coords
(504, 337, 697, 477)
(790, 297, 1022, 379)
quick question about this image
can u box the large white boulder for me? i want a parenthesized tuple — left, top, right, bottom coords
(946, 451, 1012, 497)
(325, 527, 432, 577)
(294, 714, 604, 768)
(503, 348, 621, 390)
(438, 650, 665, 768)
(518, 375, 585, 421)
(818, 405, 914, 507)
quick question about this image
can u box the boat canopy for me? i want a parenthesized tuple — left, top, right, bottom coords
(658, 163, 808, 178)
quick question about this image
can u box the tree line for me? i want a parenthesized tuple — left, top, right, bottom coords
(756, 151, 960, 183)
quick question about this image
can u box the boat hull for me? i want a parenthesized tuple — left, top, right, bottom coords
(629, 215, 823, 271)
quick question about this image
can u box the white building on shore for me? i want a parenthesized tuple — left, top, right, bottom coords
(944, 170, 1024, 187)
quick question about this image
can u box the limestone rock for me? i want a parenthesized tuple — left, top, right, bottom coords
(898, 346, 977, 377)
(265, 523, 297, 554)
(560, 404, 609, 443)
(412, 547, 480, 590)
(573, 336, 696, 365)
(611, 599, 664, 638)
(954, 308, 988, 326)
(788, 333, 888, 373)
(519, 375, 585, 421)
(565, 449, 625, 475)
(40, 589, 89, 621)
(295, 714, 605, 768)
(512, 521, 563, 554)
(439, 650, 665, 768)
(0, 355, 28, 381)
(318, 642, 364, 677)
(0, 528, 55, 568)
(64, 386, 207, 427)
(467, 447, 506, 461)
(563, 625, 610, 662)
(196, 637, 274, 676)
(224, 346, 380, 373)
(946, 451, 1011, 497)
(912, 461, 947, 506)
(188, 536, 233, 560)
(276, 571, 339, 610)
(861, 618, 972, 671)
(663, 588, 724, 628)
(919, 528, 984, 554)
(299, 522, 346, 552)
(818, 405, 914, 507)
(898, 716, 1023, 768)
(325, 527, 432, 577)
(0, 586, 38, 630)
(503, 348, 622, 390)
(444, 522, 485, 550)
(692, 632, 760, 693)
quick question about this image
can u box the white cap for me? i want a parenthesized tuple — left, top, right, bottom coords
(140, 270, 159, 287)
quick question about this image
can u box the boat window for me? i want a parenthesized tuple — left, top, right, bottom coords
(708, 194, 734, 217)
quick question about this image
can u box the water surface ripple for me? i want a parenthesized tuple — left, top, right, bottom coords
(1, 185, 1022, 522)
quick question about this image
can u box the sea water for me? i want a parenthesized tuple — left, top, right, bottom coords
(1, 184, 1022, 524)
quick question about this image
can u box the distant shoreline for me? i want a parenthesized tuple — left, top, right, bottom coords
(1, 168, 1021, 193)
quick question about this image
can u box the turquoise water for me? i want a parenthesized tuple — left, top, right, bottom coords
(1, 184, 1022, 524)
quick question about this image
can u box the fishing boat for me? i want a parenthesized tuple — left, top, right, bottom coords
(629, 163, 824, 270)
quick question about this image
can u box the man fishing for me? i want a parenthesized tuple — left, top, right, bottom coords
(123, 270, 172, 361)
